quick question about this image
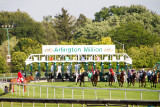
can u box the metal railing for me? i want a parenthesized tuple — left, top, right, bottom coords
(2, 82, 160, 101)
(0, 98, 159, 107)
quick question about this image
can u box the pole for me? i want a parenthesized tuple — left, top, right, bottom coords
(6, 29, 10, 55)
(70, 62, 72, 77)
(123, 44, 124, 53)
(46, 62, 48, 79)
(38, 62, 41, 78)
(109, 62, 112, 69)
(62, 62, 64, 77)
(116, 62, 119, 72)
(85, 62, 88, 72)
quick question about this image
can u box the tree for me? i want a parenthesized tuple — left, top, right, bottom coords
(76, 14, 87, 28)
(53, 8, 76, 42)
(0, 10, 46, 44)
(42, 21, 58, 45)
(109, 21, 159, 49)
(11, 52, 27, 72)
(0, 55, 9, 73)
(14, 38, 42, 56)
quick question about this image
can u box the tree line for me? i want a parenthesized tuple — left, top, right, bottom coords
(0, 5, 160, 73)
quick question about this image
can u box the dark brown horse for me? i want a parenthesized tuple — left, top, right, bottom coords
(139, 72, 146, 87)
(9, 75, 34, 92)
(91, 70, 100, 87)
(151, 73, 158, 88)
(76, 72, 87, 86)
(127, 73, 136, 87)
(118, 71, 125, 87)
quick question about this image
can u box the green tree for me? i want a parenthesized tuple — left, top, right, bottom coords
(0, 55, 9, 73)
(11, 52, 27, 72)
(0, 10, 46, 44)
(109, 21, 159, 49)
(53, 8, 76, 42)
(14, 38, 42, 56)
(42, 21, 58, 45)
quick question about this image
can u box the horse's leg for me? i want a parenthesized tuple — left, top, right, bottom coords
(24, 85, 26, 92)
(13, 85, 14, 92)
(155, 82, 156, 88)
(144, 81, 146, 87)
(79, 81, 81, 86)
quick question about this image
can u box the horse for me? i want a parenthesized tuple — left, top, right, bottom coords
(151, 73, 158, 88)
(9, 75, 34, 92)
(118, 71, 125, 87)
(105, 72, 114, 86)
(139, 72, 146, 87)
(91, 70, 100, 87)
(76, 72, 87, 86)
(127, 73, 136, 87)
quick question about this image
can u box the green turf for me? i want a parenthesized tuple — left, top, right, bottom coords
(0, 81, 159, 107)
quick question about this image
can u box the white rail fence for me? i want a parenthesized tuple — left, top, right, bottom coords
(1, 82, 160, 101)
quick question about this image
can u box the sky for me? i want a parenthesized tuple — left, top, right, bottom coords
(0, 0, 160, 22)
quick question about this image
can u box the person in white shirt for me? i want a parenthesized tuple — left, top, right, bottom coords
(57, 64, 62, 76)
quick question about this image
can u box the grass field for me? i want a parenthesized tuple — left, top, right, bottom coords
(0, 81, 159, 107)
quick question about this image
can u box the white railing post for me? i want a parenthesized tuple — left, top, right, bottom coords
(33, 86, 35, 97)
(23, 84, 24, 96)
(19, 85, 20, 95)
(95, 89, 97, 99)
(28, 85, 29, 96)
(40, 86, 41, 98)
(45, 103, 46, 107)
(125, 90, 126, 100)
(11, 102, 13, 107)
(33, 102, 34, 107)
(1, 102, 3, 107)
(72, 89, 73, 99)
(141, 91, 142, 100)
(47, 87, 48, 98)
(22, 102, 23, 107)
(82, 89, 84, 99)
(109, 90, 111, 100)
(12, 84, 13, 94)
(62, 88, 64, 99)
(159, 92, 160, 101)
(54, 88, 55, 99)
(16, 85, 17, 95)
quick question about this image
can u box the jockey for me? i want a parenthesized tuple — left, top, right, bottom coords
(18, 71, 24, 83)
(109, 69, 114, 75)
(128, 69, 132, 79)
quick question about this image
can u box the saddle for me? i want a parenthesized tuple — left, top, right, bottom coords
(17, 78, 25, 83)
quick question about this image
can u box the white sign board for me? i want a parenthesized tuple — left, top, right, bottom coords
(42, 45, 115, 55)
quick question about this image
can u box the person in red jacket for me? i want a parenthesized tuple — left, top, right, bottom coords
(18, 71, 24, 83)
(109, 69, 114, 75)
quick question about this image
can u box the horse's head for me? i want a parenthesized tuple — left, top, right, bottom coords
(30, 75, 35, 81)
(96, 70, 100, 76)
